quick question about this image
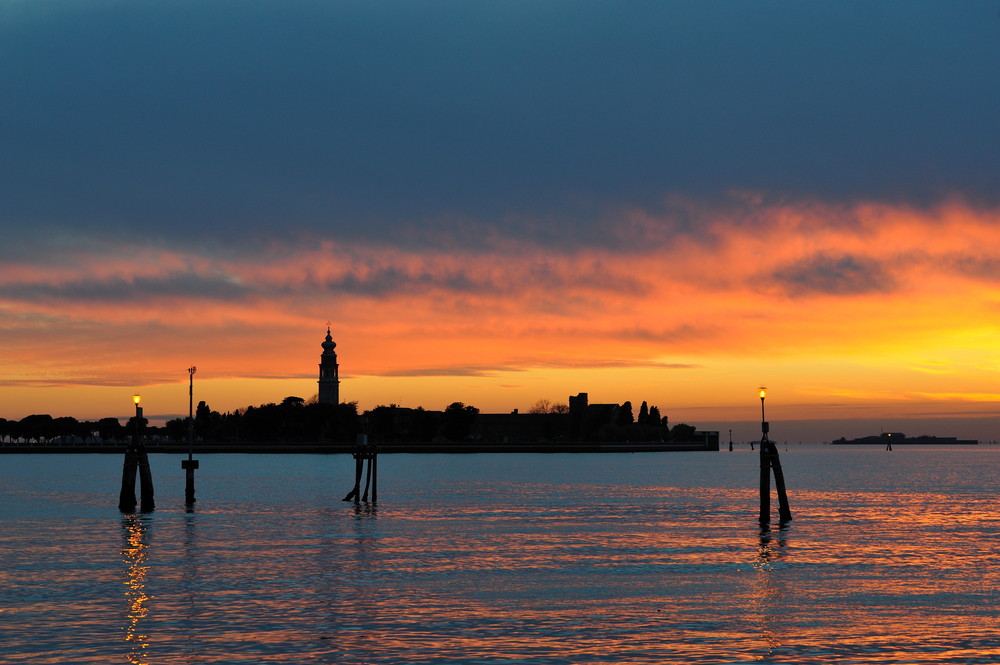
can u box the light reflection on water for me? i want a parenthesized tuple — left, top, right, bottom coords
(2, 447, 1000, 663)
(122, 515, 152, 665)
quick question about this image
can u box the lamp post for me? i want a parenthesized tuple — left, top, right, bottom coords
(119, 393, 155, 512)
(757, 386, 791, 525)
(182, 367, 200, 505)
(187, 367, 196, 447)
(759, 387, 768, 435)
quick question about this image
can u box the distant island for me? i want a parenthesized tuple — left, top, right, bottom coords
(0, 392, 720, 453)
(831, 432, 979, 445)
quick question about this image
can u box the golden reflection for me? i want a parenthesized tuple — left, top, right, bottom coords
(749, 525, 788, 660)
(121, 514, 151, 665)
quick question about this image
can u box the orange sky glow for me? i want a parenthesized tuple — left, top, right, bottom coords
(3, 197, 998, 441)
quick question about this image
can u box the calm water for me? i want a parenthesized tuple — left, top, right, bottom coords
(2, 446, 1000, 664)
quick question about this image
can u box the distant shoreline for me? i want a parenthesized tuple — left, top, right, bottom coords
(0, 441, 718, 454)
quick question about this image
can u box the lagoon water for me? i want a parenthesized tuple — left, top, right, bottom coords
(3, 446, 1000, 664)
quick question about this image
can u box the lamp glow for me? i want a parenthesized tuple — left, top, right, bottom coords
(758, 387, 767, 399)
(133, 394, 141, 405)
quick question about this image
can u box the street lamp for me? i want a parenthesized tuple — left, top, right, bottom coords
(183, 367, 200, 505)
(758, 387, 768, 435)
(187, 367, 197, 448)
(756, 385, 791, 524)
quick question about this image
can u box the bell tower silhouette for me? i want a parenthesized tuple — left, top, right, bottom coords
(318, 325, 340, 405)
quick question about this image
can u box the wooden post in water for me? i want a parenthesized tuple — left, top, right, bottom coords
(343, 434, 364, 502)
(758, 388, 791, 525)
(118, 446, 138, 512)
(758, 430, 771, 523)
(343, 434, 378, 503)
(119, 394, 154, 513)
(770, 438, 792, 522)
(361, 444, 373, 502)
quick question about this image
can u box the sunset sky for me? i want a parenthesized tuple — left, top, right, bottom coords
(2, 1, 999, 442)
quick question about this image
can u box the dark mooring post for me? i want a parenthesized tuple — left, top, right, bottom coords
(361, 442, 373, 502)
(118, 444, 138, 512)
(181, 366, 200, 506)
(120, 394, 154, 513)
(758, 387, 791, 524)
(343, 434, 365, 502)
(343, 434, 377, 503)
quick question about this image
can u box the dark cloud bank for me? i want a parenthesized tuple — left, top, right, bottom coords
(2, 1, 998, 248)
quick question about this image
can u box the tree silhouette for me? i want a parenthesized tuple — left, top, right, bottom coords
(616, 401, 634, 427)
(648, 405, 662, 426)
(441, 402, 479, 441)
(97, 417, 125, 442)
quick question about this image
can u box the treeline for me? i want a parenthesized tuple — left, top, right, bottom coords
(0, 397, 361, 445)
(0, 398, 484, 445)
(575, 399, 698, 443)
(0, 413, 142, 445)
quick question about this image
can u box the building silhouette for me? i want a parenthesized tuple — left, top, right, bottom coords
(318, 327, 340, 405)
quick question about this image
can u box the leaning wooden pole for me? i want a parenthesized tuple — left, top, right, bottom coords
(342, 434, 366, 502)
(769, 439, 792, 523)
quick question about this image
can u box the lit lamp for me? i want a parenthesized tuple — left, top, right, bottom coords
(133, 394, 143, 444)
(758, 387, 768, 435)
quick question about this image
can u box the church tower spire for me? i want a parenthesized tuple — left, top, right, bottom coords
(318, 325, 340, 405)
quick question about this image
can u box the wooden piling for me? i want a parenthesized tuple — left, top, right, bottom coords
(768, 440, 792, 523)
(343, 435, 377, 504)
(119, 402, 154, 513)
(361, 451, 372, 501)
(759, 436, 792, 524)
(758, 441, 771, 524)
(118, 447, 138, 512)
(138, 449, 155, 513)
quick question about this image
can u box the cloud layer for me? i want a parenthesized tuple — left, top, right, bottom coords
(2, 2, 999, 428)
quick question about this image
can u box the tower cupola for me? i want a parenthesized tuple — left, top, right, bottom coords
(318, 326, 340, 405)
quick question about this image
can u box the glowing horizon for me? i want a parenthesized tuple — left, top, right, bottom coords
(2, 197, 998, 440)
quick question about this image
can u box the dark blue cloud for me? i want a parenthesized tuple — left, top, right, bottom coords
(0, 272, 250, 303)
(771, 253, 897, 296)
(2, 1, 999, 245)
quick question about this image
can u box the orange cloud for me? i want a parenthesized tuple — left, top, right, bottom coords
(2, 197, 999, 427)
